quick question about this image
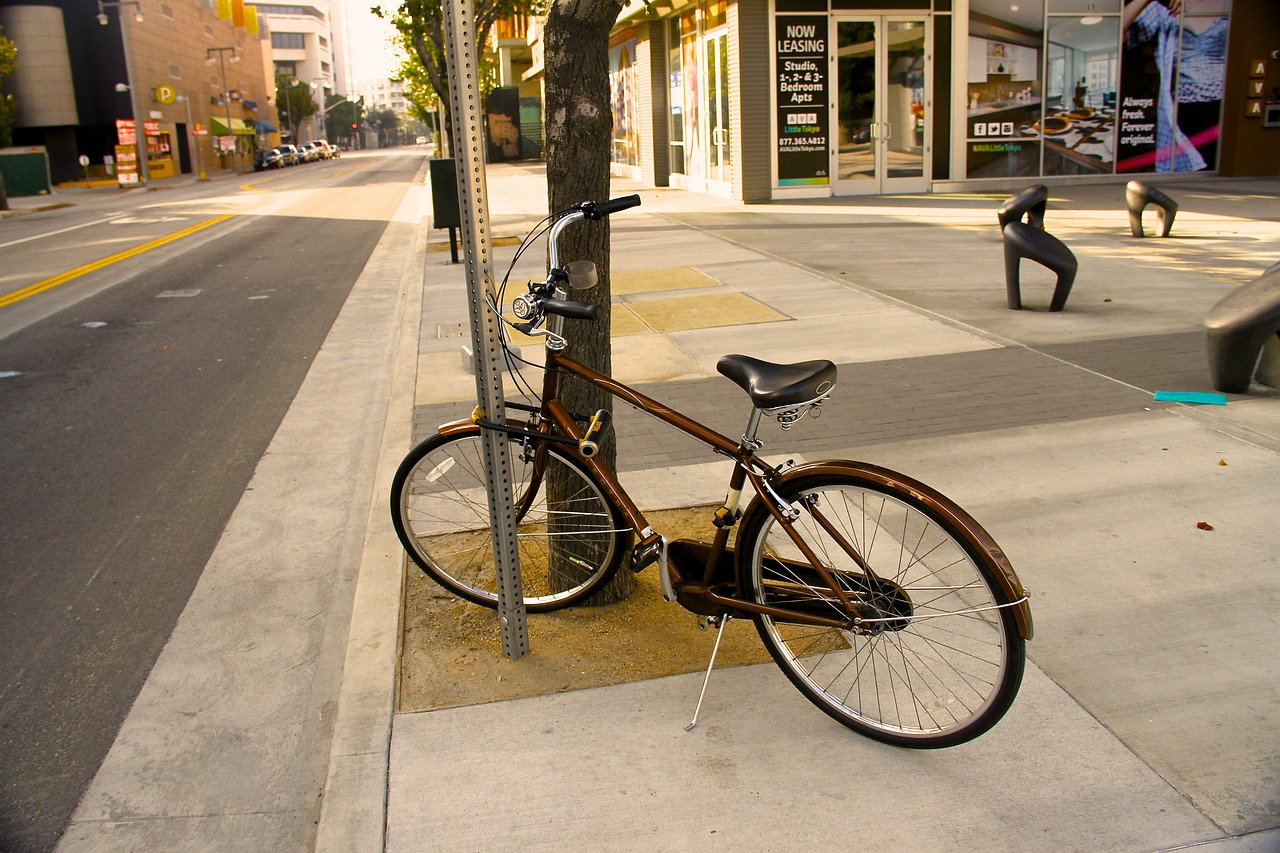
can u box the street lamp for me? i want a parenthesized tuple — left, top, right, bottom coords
(206, 46, 240, 171)
(97, 0, 148, 186)
(309, 78, 329, 141)
(318, 94, 351, 146)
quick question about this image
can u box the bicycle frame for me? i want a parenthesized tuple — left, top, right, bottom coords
(444, 340, 944, 633)
(442, 206, 1033, 640)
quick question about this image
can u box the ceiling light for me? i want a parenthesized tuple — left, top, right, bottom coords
(1080, 15, 1102, 24)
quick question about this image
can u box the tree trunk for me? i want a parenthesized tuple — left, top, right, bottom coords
(543, 0, 631, 605)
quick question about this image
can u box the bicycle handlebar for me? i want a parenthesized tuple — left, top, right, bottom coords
(543, 298, 598, 320)
(579, 194, 641, 221)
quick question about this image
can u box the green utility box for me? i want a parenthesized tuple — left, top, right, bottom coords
(0, 147, 53, 197)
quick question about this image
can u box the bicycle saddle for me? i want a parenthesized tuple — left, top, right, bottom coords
(716, 354, 837, 411)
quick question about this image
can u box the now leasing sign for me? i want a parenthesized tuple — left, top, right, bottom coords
(776, 16, 829, 187)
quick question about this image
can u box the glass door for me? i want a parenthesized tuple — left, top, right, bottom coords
(704, 30, 732, 193)
(834, 17, 929, 194)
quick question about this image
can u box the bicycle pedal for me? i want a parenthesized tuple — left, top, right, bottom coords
(631, 532, 664, 572)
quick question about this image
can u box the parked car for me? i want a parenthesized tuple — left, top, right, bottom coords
(307, 140, 332, 160)
(253, 148, 283, 171)
(278, 143, 302, 166)
(416, 136, 428, 145)
(325, 142, 340, 158)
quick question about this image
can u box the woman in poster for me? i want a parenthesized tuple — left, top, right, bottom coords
(1120, 0, 1229, 172)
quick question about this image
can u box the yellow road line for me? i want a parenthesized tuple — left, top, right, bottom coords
(0, 214, 235, 310)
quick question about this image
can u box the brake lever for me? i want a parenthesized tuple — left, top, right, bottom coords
(521, 326, 567, 349)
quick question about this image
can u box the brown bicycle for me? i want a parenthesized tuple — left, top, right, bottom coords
(392, 196, 1033, 747)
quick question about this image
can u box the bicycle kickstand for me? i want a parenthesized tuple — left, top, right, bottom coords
(685, 615, 731, 732)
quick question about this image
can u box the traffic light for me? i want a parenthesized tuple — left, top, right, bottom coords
(351, 123, 358, 129)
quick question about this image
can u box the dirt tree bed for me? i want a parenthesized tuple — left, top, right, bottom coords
(397, 506, 772, 712)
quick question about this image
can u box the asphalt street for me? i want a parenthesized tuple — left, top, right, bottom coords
(0, 152, 419, 852)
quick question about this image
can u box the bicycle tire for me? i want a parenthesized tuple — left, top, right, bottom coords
(737, 468, 1025, 748)
(391, 426, 627, 612)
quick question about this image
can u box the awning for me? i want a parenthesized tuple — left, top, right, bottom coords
(209, 116, 253, 135)
(252, 120, 278, 133)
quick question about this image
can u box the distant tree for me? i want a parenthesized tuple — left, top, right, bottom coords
(373, 0, 543, 142)
(367, 107, 400, 146)
(395, 54, 446, 152)
(275, 73, 318, 141)
(0, 26, 17, 210)
(324, 95, 358, 143)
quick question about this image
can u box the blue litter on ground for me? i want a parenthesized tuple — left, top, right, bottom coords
(1154, 391, 1228, 405)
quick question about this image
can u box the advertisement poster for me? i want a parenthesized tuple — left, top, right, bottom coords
(115, 119, 162, 148)
(114, 145, 138, 186)
(1117, 0, 1229, 173)
(776, 15, 829, 186)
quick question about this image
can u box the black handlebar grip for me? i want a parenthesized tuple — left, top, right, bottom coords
(581, 194, 642, 220)
(543, 298, 599, 320)
(596, 194, 641, 216)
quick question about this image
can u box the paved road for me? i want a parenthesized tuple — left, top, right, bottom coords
(0, 152, 422, 852)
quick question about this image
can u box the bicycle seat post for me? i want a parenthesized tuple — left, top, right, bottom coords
(739, 408, 764, 454)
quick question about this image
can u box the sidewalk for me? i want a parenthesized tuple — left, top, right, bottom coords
(32, 159, 1277, 851)
(0, 166, 255, 218)
(364, 167, 1280, 851)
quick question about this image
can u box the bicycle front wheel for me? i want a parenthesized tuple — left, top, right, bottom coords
(738, 470, 1025, 748)
(391, 427, 627, 611)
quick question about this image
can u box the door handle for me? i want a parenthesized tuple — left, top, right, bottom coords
(883, 122, 892, 140)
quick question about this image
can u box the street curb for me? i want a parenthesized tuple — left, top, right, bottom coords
(312, 175, 429, 853)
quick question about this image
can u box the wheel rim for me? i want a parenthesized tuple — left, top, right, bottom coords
(750, 483, 1013, 741)
(398, 434, 622, 607)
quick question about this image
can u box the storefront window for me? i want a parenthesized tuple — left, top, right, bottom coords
(1042, 14, 1119, 176)
(668, 17, 685, 175)
(1118, 0, 1230, 173)
(610, 35, 639, 167)
(966, 0, 1230, 179)
(965, 0, 1046, 179)
(681, 12, 700, 179)
(704, 0, 726, 29)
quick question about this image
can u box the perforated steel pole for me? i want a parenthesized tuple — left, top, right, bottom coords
(441, 0, 527, 659)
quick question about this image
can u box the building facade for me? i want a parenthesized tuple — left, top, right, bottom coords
(1, 0, 277, 184)
(602, 0, 1278, 202)
(249, 0, 341, 142)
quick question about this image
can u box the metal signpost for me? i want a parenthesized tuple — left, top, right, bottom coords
(441, 0, 528, 658)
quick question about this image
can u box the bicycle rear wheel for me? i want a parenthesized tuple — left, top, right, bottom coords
(391, 427, 626, 611)
(738, 469, 1025, 748)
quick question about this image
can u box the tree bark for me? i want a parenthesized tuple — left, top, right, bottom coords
(543, 0, 631, 604)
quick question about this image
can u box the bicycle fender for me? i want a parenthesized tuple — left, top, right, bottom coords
(435, 417, 534, 438)
(436, 418, 480, 437)
(745, 460, 1033, 641)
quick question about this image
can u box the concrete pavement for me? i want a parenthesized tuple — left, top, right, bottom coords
(385, 166, 1280, 852)
(10, 162, 1278, 850)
